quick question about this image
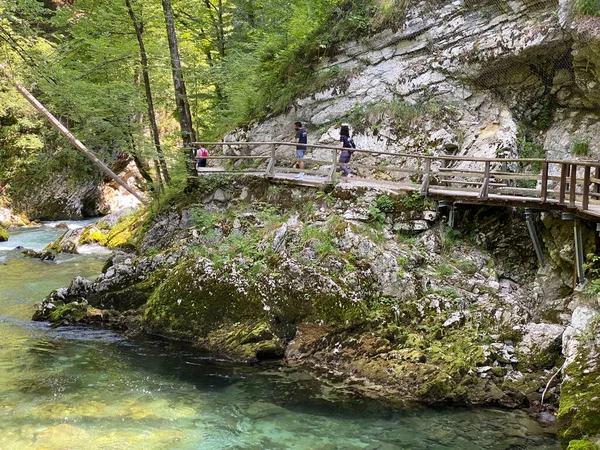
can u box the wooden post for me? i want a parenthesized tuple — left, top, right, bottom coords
(583, 165, 591, 210)
(420, 158, 431, 196)
(0, 64, 145, 204)
(540, 161, 549, 203)
(328, 148, 338, 183)
(559, 163, 568, 205)
(478, 161, 490, 200)
(595, 166, 600, 195)
(265, 144, 276, 177)
(570, 163, 577, 207)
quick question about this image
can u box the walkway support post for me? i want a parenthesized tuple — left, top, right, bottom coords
(0, 64, 146, 204)
(574, 219, 586, 285)
(525, 209, 545, 267)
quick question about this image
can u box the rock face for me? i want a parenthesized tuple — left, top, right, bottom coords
(7, 160, 144, 221)
(224, 0, 599, 177)
(34, 175, 573, 410)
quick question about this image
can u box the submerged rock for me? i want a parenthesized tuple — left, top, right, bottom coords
(21, 249, 56, 261)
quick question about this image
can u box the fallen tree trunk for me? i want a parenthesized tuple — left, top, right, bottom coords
(0, 63, 146, 204)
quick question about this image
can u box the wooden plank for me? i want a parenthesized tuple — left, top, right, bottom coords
(493, 187, 540, 196)
(559, 163, 568, 204)
(596, 166, 600, 195)
(344, 162, 424, 174)
(441, 180, 505, 187)
(583, 165, 591, 210)
(570, 163, 577, 206)
(541, 161, 549, 202)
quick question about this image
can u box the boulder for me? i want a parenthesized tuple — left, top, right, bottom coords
(516, 322, 565, 370)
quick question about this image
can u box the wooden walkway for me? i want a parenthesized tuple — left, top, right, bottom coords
(195, 141, 600, 222)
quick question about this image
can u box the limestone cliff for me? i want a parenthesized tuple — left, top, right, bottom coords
(224, 0, 599, 179)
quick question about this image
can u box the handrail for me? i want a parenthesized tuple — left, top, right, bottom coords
(194, 141, 600, 167)
(192, 140, 600, 217)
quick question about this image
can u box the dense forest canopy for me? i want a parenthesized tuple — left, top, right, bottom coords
(0, 0, 409, 192)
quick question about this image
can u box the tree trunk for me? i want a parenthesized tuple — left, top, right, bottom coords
(126, 0, 171, 184)
(161, 0, 197, 176)
(0, 64, 145, 204)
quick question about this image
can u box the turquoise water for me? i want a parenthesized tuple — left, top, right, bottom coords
(0, 225, 560, 449)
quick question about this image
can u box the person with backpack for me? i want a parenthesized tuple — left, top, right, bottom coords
(338, 125, 355, 177)
(196, 145, 209, 169)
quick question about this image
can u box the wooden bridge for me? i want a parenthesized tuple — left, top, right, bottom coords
(196, 141, 600, 222)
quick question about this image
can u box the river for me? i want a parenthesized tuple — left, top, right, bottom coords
(0, 223, 559, 449)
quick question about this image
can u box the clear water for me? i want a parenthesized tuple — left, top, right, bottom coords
(0, 225, 560, 449)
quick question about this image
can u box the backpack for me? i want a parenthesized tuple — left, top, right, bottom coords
(197, 147, 209, 158)
(347, 137, 356, 153)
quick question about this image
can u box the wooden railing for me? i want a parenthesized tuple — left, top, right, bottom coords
(194, 142, 600, 216)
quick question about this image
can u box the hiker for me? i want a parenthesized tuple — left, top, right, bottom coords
(294, 121, 308, 179)
(339, 125, 355, 177)
(196, 145, 209, 169)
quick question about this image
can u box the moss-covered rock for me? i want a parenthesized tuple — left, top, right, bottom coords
(0, 225, 8, 242)
(44, 228, 81, 254)
(567, 440, 600, 450)
(79, 225, 108, 246)
(557, 346, 600, 448)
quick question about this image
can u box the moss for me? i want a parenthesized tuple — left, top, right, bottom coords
(143, 257, 268, 338)
(79, 225, 108, 246)
(0, 225, 8, 242)
(567, 441, 600, 450)
(47, 303, 102, 326)
(105, 214, 140, 251)
(88, 269, 169, 311)
(557, 347, 600, 447)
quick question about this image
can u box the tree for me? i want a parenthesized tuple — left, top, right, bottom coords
(126, 0, 171, 184)
(161, 0, 196, 176)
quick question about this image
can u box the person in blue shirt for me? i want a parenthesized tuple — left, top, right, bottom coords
(294, 121, 307, 179)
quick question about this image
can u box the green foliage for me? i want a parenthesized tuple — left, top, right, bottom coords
(369, 205, 387, 224)
(457, 259, 478, 275)
(515, 131, 545, 189)
(402, 192, 435, 211)
(374, 194, 395, 213)
(441, 227, 462, 252)
(584, 253, 600, 295)
(0, 225, 8, 242)
(576, 0, 600, 16)
(436, 262, 456, 277)
(573, 137, 590, 156)
(347, 99, 450, 134)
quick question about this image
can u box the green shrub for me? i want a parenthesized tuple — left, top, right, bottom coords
(577, 0, 600, 16)
(573, 137, 590, 156)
